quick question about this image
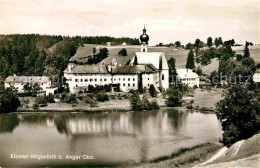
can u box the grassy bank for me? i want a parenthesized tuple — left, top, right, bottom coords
(16, 108, 131, 113)
(132, 143, 222, 168)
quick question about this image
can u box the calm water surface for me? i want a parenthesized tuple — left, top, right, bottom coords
(0, 110, 222, 167)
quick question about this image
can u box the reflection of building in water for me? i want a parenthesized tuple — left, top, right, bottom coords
(63, 112, 173, 137)
(66, 114, 135, 135)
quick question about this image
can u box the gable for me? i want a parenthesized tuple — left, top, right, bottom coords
(132, 52, 169, 70)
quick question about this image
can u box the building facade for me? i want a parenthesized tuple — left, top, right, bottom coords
(176, 69, 200, 87)
(4, 75, 52, 94)
(64, 27, 169, 93)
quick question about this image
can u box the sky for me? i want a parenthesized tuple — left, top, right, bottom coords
(0, 0, 259, 45)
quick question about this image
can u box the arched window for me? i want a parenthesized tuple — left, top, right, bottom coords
(162, 74, 164, 80)
(143, 48, 145, 52)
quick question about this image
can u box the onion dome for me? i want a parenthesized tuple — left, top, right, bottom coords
(140, 26, 149, 44)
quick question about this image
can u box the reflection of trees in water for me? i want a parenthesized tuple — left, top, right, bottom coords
(54, 116, 68, 134)
(167, 109, 188, 132)
(0, 114, 19, 133)
(167, 109, 180, 130)
(21, 114, 49, 123)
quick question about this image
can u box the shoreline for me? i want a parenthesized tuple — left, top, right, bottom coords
(8, 106, 216, 114)
(127, 142, 222, 168)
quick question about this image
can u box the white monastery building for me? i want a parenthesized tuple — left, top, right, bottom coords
(4, 75, 53, 94)
(253, 70, 260, 83)
(176, 69, 200, 87)
(64, 27, 169, 93)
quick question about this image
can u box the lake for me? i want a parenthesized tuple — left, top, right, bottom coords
(0, 110, 222, 167)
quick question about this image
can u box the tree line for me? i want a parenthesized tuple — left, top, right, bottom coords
(0, 34, 140, 79)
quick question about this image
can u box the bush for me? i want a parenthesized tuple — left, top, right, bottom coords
(236, 54, 242, 61)
(130, 93, 160, 111)
(118, 48, 127, 56)
(60, 93, 77, 104)
(142, 96, 152, 110)
(130, 93, 143, 111)
(186, 104, 193, 109)
(138, 87, 146, 94)
(84, 96, 93, 104)
(166, 86, 182, 107)
(87, 84, 111, 93)
(0, 89, 20, 113)
(33, 103, 39, 110)
(66, 94, 77, 104)
(150, 99, 159, 110)
(149, 84, 157, 97)
(35, 96, 47, 106)
(95, 92, 109, 102)
(46, 94, 55, 103)
(87, 85, 94, 93)
(195, 67, 202, 76)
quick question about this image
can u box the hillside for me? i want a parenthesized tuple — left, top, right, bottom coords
(73, 45, 189, 67)
(73, 45, 260, 75)
(195, 133, 260, 168)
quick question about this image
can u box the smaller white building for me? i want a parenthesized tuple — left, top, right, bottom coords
(253, 70, 260, 83)
(177, 69, 200, 87)
(4, 75, 52, 94)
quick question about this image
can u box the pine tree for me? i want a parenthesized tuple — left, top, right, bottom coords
(168, 58, 177, 83)
(207, 37, 213, 47)
(243, 41, 250, 58)
(186, 49, 195, 69)
(218, 37, 223, 45)
(195, 39, 200, 48)
(214, 37, 219, 47)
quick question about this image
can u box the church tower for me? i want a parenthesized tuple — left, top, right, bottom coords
(140, 26, 149, 52)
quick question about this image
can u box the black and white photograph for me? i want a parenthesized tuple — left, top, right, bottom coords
(0, 0, 259, 167)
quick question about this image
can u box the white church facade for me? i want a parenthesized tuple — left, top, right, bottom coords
(64, 27, 169, 93)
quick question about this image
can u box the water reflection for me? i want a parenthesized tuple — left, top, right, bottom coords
(0, 114, 19, 133)
(0, 110, 222, 167)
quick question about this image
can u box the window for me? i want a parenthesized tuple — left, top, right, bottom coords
(100, 78, 102, 81)
(123, 78, 125, 81)
(75, 79, 78, 82)
(76, 84, 78, 87)
(133, 84, 135, 87)
(81, 79, 83, 82)
(95, 78, 97, 82)
(148, 78, 150, 80)
(85, 79, 88, 82)
(128, 83, 130, 87)
(123, 83, 125, 86)
(128, 78, 130, 81)
(133, 78, 135, 81)
(114, 78, 116, 81)
(148, 84, 150, 87)
(118, 78, 120, 81)
(104, 78, 107, 81)
(162, 74, 164, 80)
(90, 78, 93, 82)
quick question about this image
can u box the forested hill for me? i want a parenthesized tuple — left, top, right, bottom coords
(0, 34, 140, 78)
